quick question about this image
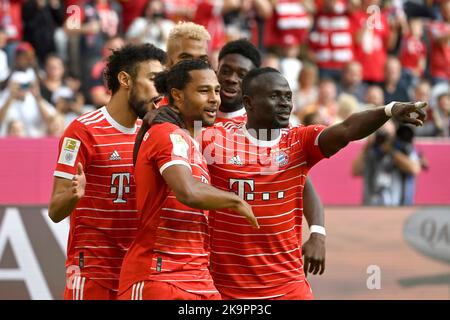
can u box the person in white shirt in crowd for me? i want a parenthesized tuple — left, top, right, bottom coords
(126, 0, 174, 50)
(52, 86, 94, 128)
(0, 70, 55, 137)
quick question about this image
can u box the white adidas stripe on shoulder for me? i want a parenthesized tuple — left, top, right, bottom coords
(77, 109, 100, 122)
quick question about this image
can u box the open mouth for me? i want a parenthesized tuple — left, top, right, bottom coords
(204, 107, 217, 118)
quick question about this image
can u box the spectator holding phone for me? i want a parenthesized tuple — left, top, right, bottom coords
(0, 66, 55, 137)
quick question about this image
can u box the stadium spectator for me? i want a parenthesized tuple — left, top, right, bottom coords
(364, 85, 385, 108)
(398, 18, 426, 91)
(46, 111, 65, 137)
(125, 0, 174, 50)
(163, 0, 197, 22)
(52, 86, 93, 128)
(428, 0, 450, 85)
(383, 56, 410, 104)
(433, 92, 450, 137)
(22, 0, 64, 65)
(292, 62, 319, 124)
(65, 0, 121, 92)
(335, 93, 359, 123)
(117, 0, 148, 33)
(301, 78, 338, 125)
(261, 51, 280, 69)
(192, 0, 227, 70)
(0, 72, 56, 137)
(48, 43, 167, 300)
(119, 59, 258, 300)
(413, 79, 443, 137)
(5, 118, 25, 137)
(302, 110, 327, 126)
(222, 0, 272, 49)
(0, 0, 24, 63)
(40, 54, 66, 104)
(264, 0, 311, 51)
(0, 27, 9, 82)
(352, 123, 422, 206)
(88, 35, 125, 107)
(308, 0, 355, 82)
(352, 0, 393, 84)
(279, 44, 302, 92)
(337, 61, 367, 104)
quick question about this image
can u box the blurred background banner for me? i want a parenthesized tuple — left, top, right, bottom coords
(0, 138, 448, 206)
(0, 206, 448, 300)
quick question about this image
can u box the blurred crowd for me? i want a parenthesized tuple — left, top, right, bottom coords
(0, 0, 448, 139)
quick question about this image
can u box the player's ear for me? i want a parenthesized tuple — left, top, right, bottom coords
(171, 88, 183, 106)
(243, 95, 253, 111)
(118, 71, 131, 89)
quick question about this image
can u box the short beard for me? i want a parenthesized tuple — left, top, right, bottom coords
(219, 96, 242, 112)
(129, 88, 150, 119)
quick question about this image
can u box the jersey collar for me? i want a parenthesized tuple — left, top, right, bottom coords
(242, 125, 281, 148)
(216, 107, 246, 119)
(101, 106, 137, 134)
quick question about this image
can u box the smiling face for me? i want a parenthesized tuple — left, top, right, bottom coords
(128, 59, 164, 118)
(217, 53, 254, 112)
(244, 72, 293, 129)
(174, 69, 220, 128)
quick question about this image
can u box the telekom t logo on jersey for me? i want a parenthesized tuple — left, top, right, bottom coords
(230, 179, 255, 200)
(110, 173, 131, 203)
(230, 178, 285, 201)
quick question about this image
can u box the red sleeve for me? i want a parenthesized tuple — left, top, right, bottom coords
(144, 123, 192, 175)
(296, 125, 327, 168)
(54, 120, 91, 180)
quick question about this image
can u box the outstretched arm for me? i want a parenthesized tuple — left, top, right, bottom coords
(318, 102, 426, 158)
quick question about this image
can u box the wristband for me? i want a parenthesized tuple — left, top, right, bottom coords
(384, 101, 396, 117)
(310, 225, 326, 236)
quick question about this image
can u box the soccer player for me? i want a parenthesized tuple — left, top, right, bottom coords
(166, 22, 210, 67)
(48, 44, 167, 300)
(118, 59, 258, 300)
(200, 68, 426, 299)
(133, 22, 211, 158)
(215, 39, 326, 276)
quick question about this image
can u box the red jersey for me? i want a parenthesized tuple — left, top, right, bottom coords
(53, 107, 141, 291)
(119, 122, 219, 297)
(399, 34, 426, 74)
(200, 122, 327, 299)
(264, 0, 311, 47)
(215, 108, 247, 126)
(309, 10, 354, 70)
(429, 20, 450, 80)
(352, 10, 390, 82)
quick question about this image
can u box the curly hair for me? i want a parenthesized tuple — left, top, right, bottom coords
(104, 43, 167, 94)
(218, 39, 261, 68)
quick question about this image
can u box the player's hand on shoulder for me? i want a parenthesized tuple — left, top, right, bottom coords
(391, 101, 427, 126)
(302, 233, 326, 277)
(71, 162, 86, 200)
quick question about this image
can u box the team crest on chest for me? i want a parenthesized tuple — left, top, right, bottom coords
(272, 150, 289, 167)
